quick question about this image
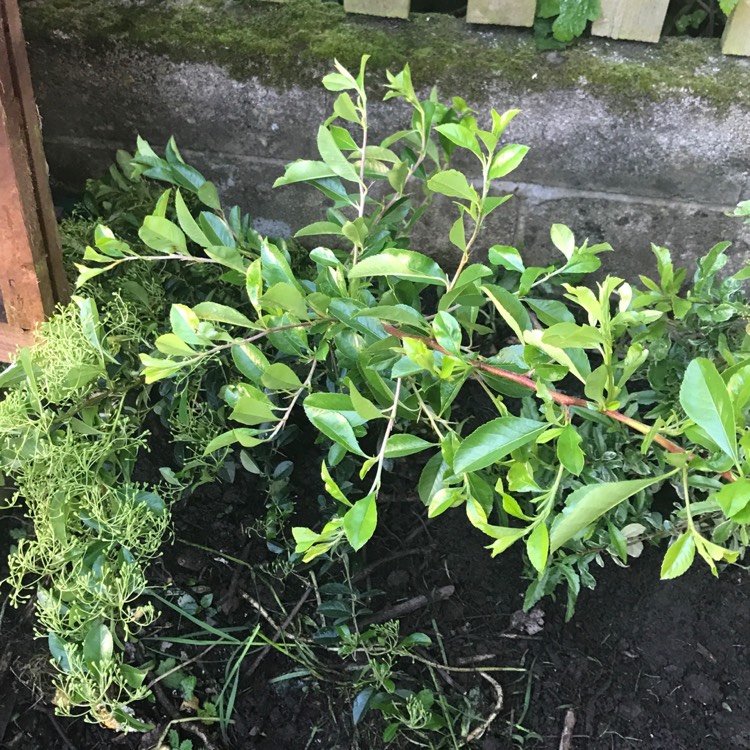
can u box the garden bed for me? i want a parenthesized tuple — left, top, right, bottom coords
(3, 460, 750, 750)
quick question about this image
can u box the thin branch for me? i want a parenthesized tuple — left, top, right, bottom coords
(382, 323, 734, 482)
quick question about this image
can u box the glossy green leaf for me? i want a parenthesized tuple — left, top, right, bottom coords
(660, 532, 696, 580)
(261, 363, 303, 390)
(488, 144, 528, 180)
(192, 301, 254, 328)
(427, 169, 475, 202)
(550, 473, 674, 551)
(83, 621, 113, 669)
(384, 434, 435, 458)
(680, 358, 738, 463)
(454, 417, 547, 474)
(349, 249, 447, 287)
(481, 284, 531, 340)
(557, 424, 584, 476)
(343, 494, 377, 550)
(550, 224, 575, 260)
(138, 216, 187, 255)
(526, 522, 549, 574)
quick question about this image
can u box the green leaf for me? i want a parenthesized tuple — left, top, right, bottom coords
(481, 284, 531, 340)
(435, 123, 481, 157)
(552, 0, 600, 42)
(384, 434, 435, 458)
(343, 494, 377, 550)
(262, 283, 307, 318)
(427, 169, 475, 202)
(273, 160, 339, 187)
(349, 249, 447, 287)
(488, 144, 528, 180)
(322, 462, 350, 505)
(550, 473, 674, 551)
(83, 621, 113, 670)
(204, 245, 246, 272)
(526, 523, 549, 574)
(231, 342, 269, 382)
(192, 301, 254, 328)
(295, 221, 344, 238)
(138, 216, 187, 255)
(660, 532, 696, 580)
(261, 362, 303, 390)
(488, 245, 525, 272)
(550, 224, 575, 260)
(542, 322, 603, 349)
(155, 333, 195, 356)
(432, 311, 462, 355)
(713, 479, 750, 520)
(428, 487, 464, 518)
(230, 393, 278, 425)
(454, 417, 547, 474)
(197, 181, 221, 209)
(317, 125, 360, 182)
(304, 397, 368, 457)
(175, 189, 211, 248)
(557, 424, 584, 475)
(680, 358, 738, 463)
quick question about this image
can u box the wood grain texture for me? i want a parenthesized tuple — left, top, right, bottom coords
(343, 0, 410, 19)
(466, 0, 535, 26)
(722, 0, 750, 56)
(0, 0, 68, 360)
(591, 0, 670, 42)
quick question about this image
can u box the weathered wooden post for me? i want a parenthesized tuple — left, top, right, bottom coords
(722, 0, 750, 56)
(343, 0, 411, 19)
(0, 0, 68, 360)
(591, 0, 671, 42)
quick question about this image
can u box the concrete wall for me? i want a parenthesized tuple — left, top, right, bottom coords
(21, 0, 750, 278)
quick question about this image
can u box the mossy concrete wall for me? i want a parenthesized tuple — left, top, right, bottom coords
(20, 0, 750, 276)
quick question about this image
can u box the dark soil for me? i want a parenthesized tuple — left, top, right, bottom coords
(2, 458, 750, 750)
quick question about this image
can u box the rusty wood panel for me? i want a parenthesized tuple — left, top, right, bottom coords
(3, 0, 67, 303)
(466, 0, 536, 26)
(591, 0, 670, 42)
(0, 0, 68, 360)
(0, 326, 33, 361)
(723, 0, 750, 56)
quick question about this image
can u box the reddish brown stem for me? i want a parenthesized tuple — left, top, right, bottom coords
(382, 323, 733, 481)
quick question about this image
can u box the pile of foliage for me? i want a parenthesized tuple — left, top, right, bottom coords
(2, 56, 750, 745)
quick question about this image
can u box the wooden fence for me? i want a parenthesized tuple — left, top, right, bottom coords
(0, 0, 68, 360)
(343, 0, 750, 56)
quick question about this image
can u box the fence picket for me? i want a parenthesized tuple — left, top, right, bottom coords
(722, 0, 750, 56)
(343, 0, 410, 18)
(466, 0, 536, 26)
(591, 0, 670, 42)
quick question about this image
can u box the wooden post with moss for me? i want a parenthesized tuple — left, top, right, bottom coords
(591, 0, 670, 42)
(722, 0, 750, 56)
(466, 0, 536, 26)
(343, 0, 410, 19)
(0, 0, 68, 360)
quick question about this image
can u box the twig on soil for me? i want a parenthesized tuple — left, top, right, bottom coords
(241, 592, 284, 632)
(242, 585, 313, 682)
(150, 682, 220, 750)
(44, 709, 78, 750)
(350, 546, 432, 584)
(559, 709, 576, 750)
(218, 540, 252, 615)
(463, 672, 504, 745)
(358, 585, 455, 627)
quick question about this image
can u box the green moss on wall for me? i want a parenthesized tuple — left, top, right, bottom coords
(19, 0, 750, 111)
